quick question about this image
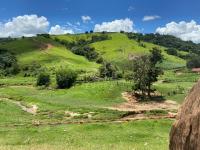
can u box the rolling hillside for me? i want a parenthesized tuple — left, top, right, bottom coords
(0, 36, 100, 74)
(54, 33, 186, 70)
(91, 33, 186, 69)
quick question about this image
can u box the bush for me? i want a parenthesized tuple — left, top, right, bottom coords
(187, 56, 200, 69)
(56, 69, 77, 89)
(99, 62, 119, 79)
(36, 72, 50, 87)
(0, 48, 19, 76)
(71, 45, 99, 61)
(165, 48, 178, 56)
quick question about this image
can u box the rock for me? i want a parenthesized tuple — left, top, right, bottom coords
(170, 80, 200, 150)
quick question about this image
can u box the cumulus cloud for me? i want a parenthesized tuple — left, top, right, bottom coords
(49, 25, 74, 35)
(81, 16, 91, 23)
(0, 15, 49, 37)
(156, 20, 200, 43)
(94, 18, 135, 32)
(143, 15, 161, 21)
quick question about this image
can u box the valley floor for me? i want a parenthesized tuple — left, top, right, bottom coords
(0, 70, 199, 150)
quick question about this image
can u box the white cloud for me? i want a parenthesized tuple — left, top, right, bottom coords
(49, 25, 74, 35)
(128, 6, 134, 11)
(94, 18, 135, 32)
(156, 20, 200, 43)
(143, 15, 161, 21)
(0, 15, 49, 37)
(81, 16, 91, 23)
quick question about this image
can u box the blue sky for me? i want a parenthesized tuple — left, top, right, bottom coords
(0, 0, 199, 33)
(1, 0, 200, 42)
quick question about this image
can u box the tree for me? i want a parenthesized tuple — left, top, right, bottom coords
(132, 55, 151, 97)
(99, 62, 120, 79)
(56, 69, 77, 89)
(165, 48, 178, 56)
(149, 47, 163, 65)
(186, 56, 200, 69)
(132, 48, 163, 98)
(0, 48, 19, 76)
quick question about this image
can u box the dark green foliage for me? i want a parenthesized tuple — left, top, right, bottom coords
(36, 72, 50, 87)
(165, 48, 178, 56)
(132, 48, 163, 98)
(54, 38, 76, 49)
(150, 47, 163, 65)
(127, 33, 200, 55)
(37, 34, 50, 38)
(91, 34, 110, 43)
(56, 69, 78, 89)
(186, 56, 200, 69)
(99, 62, 121, 79)
(0, 49, 19, 76)
(71, 45, 99, 61)
(96, 56, 104, 64)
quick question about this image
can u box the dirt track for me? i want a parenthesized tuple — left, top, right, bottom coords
(107, 92, 179, 112)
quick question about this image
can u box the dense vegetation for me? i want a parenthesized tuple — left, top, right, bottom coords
(0, 48, 19, 76)
(127, 33, 200, 55)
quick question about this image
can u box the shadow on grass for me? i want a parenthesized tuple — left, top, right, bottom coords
(136, 94, 166, 102)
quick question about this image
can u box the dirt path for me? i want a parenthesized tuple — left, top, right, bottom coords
(1, 98, 38, 115)
(108, 92, 179, 112)
(40, 43, 53, 53)
(46, 44, 53, 50)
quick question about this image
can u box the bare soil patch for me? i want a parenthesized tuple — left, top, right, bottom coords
(1, 98, 38, 115)
(106, 92, 179, 120)
(108, 92, 179, 112)
(40, 43, 53, 52)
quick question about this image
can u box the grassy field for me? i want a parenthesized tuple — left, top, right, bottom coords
(0, 78, 173, 150)
(0, 68, 198, 150)
(0, 119, 172, 150)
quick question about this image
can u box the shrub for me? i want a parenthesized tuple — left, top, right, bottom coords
(165, 48, 178, 56)
(0, 48, 19, 76)
(99, 62, 119, 79)
(36, 72, 50, 87)
(186, 56, 200, 69)
(56, 69, 77, 89)
(71, 45, 99, 61)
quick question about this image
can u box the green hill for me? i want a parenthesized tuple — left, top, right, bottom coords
(91, 33, 186, 69)
(0, 33, 188, 77)
(0, 37, 100, 74)
(53, 33, 186, 70)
